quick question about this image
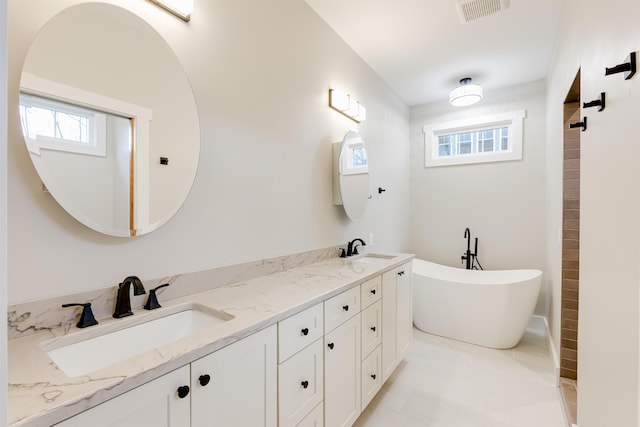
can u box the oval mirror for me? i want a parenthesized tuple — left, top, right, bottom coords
(334, 130, 369, 221)
(19, 3, 200, 237)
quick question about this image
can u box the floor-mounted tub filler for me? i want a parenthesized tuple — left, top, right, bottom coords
(412, 259, 542, 349)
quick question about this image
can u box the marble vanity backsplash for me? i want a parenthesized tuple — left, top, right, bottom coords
(7, 246, 343, 340)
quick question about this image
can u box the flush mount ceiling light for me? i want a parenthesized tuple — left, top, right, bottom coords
(449, 77, 483, 107)
(148, 0, 193, 21)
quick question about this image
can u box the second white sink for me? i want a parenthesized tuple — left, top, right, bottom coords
(44, 305, 233, 377)
(350, 253, 397, 263)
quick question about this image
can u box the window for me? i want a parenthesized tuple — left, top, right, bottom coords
(20, 94, 107, 156)
(423, 110, 526, 167)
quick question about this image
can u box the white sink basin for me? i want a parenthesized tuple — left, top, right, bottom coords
(350, 253, 397, 263)
(44, 305, 233, 377)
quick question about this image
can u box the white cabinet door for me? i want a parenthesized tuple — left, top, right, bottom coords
(191, 325, 277, 427)
(382, 262, 413, 382)
(278, 338, 323, 427)
(381, 268, 398, 382)
(396, 263, 413, 360)
(55, 365, 191, 427)
(324, 313, 361, 427)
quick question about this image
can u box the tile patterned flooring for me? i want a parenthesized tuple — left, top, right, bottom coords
(355, 325, 568, 427)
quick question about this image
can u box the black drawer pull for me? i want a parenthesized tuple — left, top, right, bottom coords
(177, 385, 190, 399)
(370, 289, 376, 295)
(301, 380, 309, 389)
(343, 305, 349, 311)
(327, 342, 335, 350)
(199, 374, 211, 387)
(301, 327, 309, 336)
(371, 326, 376, 332)
(371, 374, 377, 380)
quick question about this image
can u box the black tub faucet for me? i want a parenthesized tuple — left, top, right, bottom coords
(347, 238, 367, 257)
(113, 276, 146, 318)
(461, 228, 478, 270)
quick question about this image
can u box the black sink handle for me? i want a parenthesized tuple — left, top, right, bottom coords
(62, 303, 98, 328)
(144, 283, 170, 310)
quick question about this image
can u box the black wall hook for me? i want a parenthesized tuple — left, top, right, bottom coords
(569, 117, 587, 132)
(605, 52, 636, 80)
(583, 92, 606, 112)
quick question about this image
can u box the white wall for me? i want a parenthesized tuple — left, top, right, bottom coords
(409, 80, 547, 313)
(7, 0, 410, 304)
(1, 0, 8, 420)
(546, 0, 640, 425)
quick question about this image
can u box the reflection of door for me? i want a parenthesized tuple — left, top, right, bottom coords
(110, 115, 132, 232)
(578, 48, 640, 425)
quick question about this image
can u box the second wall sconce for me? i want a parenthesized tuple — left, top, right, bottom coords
(147, 0, 194, 21)
(329, 89, 366, 123)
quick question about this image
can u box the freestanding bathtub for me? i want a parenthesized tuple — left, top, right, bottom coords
(412, 259, 542, 349)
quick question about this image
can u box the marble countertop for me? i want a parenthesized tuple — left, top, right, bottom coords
(8, 253, 413, 426)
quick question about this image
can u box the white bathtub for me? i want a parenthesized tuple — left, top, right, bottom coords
(412, 259, 542, 349)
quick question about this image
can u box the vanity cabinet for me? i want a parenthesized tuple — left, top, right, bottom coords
(55, 325, 277, 427)
(381, 262, 413, 382)
(55, 365, 191, 427)
(50, 260, 413, 427)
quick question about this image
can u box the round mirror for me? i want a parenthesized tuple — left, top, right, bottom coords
(19, 3, 200, 236)
(336, 130, 369, 221)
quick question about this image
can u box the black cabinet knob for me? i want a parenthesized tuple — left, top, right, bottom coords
(370, 289, 376, 295)
(327, 342, 335, 350)
(371, 374, 377, 380)
(343, 305, 349, 311)
(177, 385, 190, 399)
(371, 326, 376, 332)
(301, 327, 309, 336)
(301, 380, 309, 389)
(397, 271, 405, 276)
(199, 374, 211, 387)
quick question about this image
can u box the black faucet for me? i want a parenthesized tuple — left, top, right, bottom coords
(347, 238, 367, 257)
(113, 276, 146, 318)
(461, 228, 478, 270)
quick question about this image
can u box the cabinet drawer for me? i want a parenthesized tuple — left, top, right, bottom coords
(324, 286, 360, 333)
(361, 346, 382, 411)
(361, 300, 382, 359)
(278, 339, 324, 427)
(278, 302, 323, 363)
(360, 275, 381, 308)
(296, 401, 323, 427)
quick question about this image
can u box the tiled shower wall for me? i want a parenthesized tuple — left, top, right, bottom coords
(561, 102, 581, 380)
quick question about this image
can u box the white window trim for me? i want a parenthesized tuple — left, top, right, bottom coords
(20, 93, 107, 157)
(20, 72, 152, 157)
(423, 110, 526, 167)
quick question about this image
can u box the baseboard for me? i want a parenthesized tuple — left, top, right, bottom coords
(533, 314, 561, 386)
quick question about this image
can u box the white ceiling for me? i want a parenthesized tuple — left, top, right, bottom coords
(305, 0, 565, 106)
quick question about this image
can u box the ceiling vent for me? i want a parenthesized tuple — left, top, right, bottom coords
(456, 0, 510, 23)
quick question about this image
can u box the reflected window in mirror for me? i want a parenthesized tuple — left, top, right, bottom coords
(20, 93, 109, 157)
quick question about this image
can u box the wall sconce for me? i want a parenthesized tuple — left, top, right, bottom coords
(329, 89, 366, 123)
(148, 0, 194, 21)
(449, 77, 483, 107)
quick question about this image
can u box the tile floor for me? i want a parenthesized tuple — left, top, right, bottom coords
(355, 324, 568, 427)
